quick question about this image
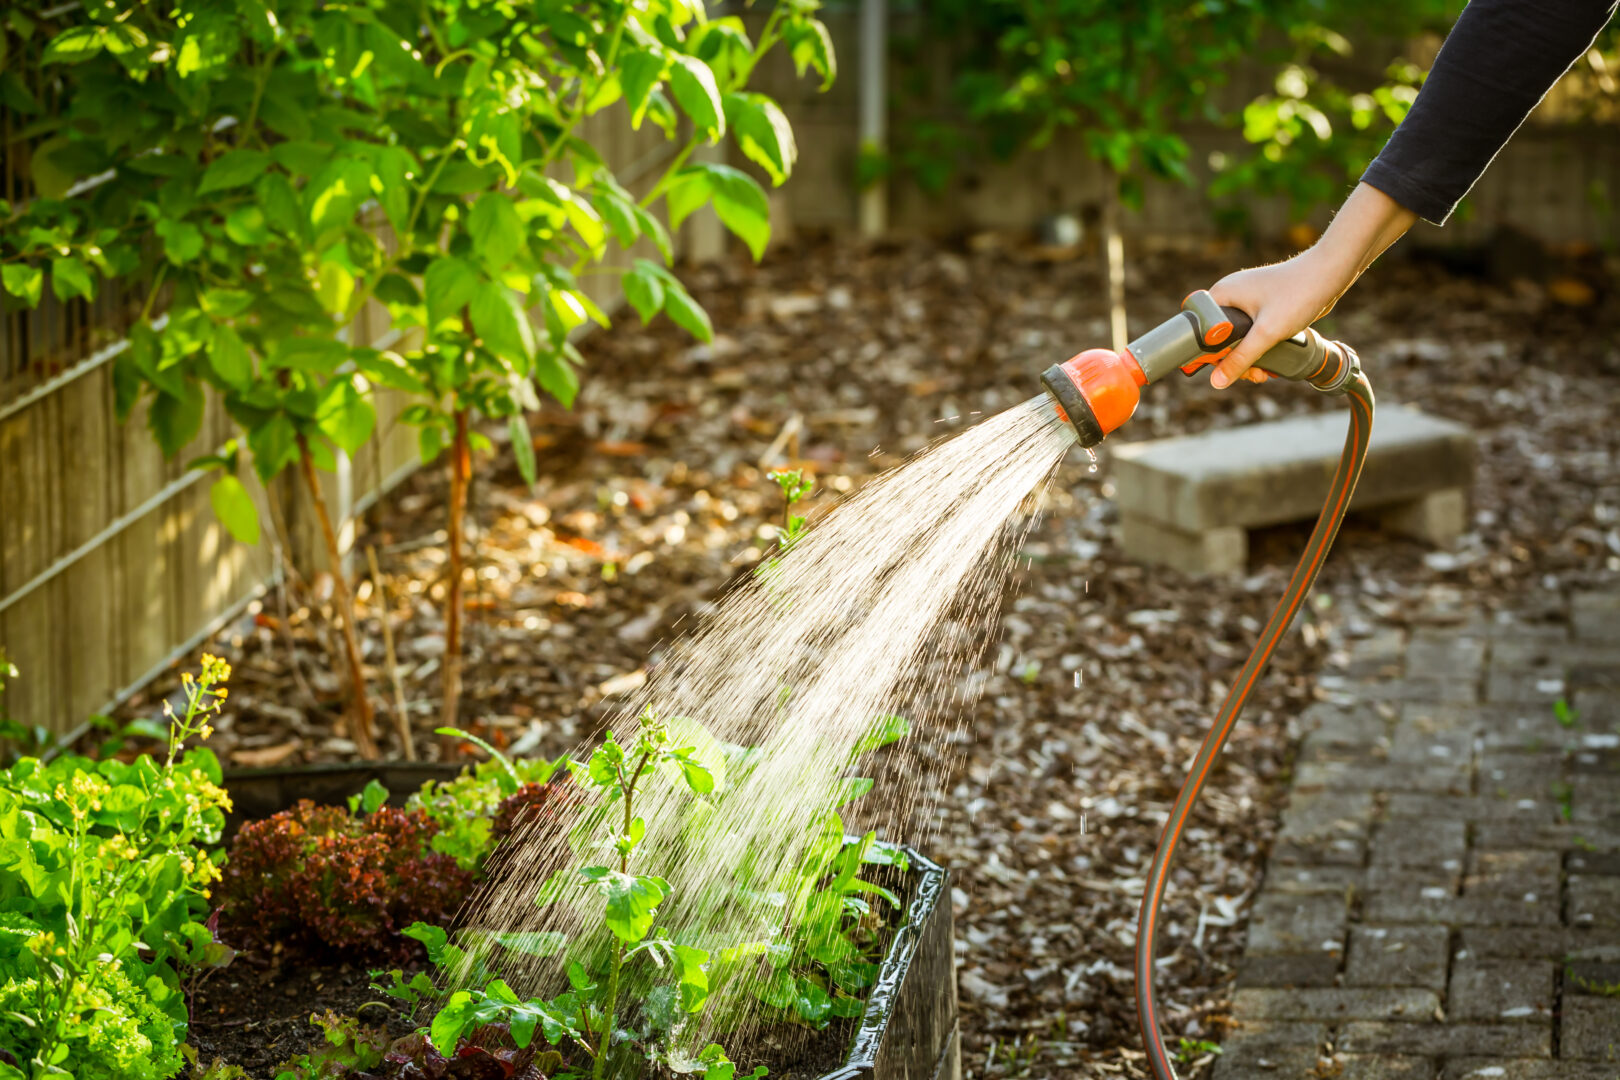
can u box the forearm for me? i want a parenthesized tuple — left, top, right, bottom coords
(1304, 183, 1419, 305)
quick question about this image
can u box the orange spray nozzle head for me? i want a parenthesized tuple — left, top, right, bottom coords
(1040, 348, 1146, 448)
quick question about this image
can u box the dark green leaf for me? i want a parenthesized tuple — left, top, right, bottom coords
(469, 286, 536, 368)
(209, 475, 260, 545)
(208, 324, 254, 390)
(148, 383, 205, 458)
(701, 164, 772, 260)
(621, 49, 668, 128)
(657, 273, 713, 343)
(534, 352, 580, 409)
(424, 256, 480, 330)
(468, 193, 527, 270)
(198, 150, 270, 195)
(509, 414, 536, 487)
(622, 261, 665, 324)
(249, 414, 299, 483)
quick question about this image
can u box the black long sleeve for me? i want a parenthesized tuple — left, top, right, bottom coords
(1360, 0, 1617, 225)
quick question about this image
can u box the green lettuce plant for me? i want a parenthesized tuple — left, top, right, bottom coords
(0, 657, 233, 1079)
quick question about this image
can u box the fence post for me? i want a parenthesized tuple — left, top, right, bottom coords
(858, 0, 888, 237)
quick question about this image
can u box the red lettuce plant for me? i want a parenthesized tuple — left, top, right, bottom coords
(221, 802, 472, 958)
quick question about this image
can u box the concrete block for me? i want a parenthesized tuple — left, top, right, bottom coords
(1110, 404, 1475, 572)
(1442, 1061, 1619, 1079)
(1116, 513, 1245, 575)
(1336, 1056, 1436, 1080)
(1376, 488, 1468, 546)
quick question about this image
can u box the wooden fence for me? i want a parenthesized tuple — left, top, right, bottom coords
(0, 102, 683, 737)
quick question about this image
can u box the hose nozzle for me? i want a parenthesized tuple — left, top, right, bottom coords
(1041, 290, 1361, 447)
(1040, 348, 1146, 448)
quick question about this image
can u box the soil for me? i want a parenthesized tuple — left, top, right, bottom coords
(188, 956, 422, 1075)
(113, 232, 1620, 1077)
(188, 951, 858, 1080)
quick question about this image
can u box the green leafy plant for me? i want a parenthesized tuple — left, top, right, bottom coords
(405, 726, 570, 871)
(0, 657, 233, 1080)
(1555, 697, 1581, 730)
(1175, 1037, 1222, 1065)
(2, 0, 835, 750)
(271, 1013, 387, 1080)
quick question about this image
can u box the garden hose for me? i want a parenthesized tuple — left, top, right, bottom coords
(1040, 292, 1374, 1080)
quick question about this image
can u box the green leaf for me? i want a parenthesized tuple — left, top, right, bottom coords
(225, 205, 270, 246)
(534, 352, 579, 409)
(371, 146, 414, 234)
(621, 49, 668, 128)
(470, 286, 537, 368)
(593, 190, 640, 248)
(669, 54, 725, 139)
(510, 414, 536, 487)
(2, 265, 43, 309)
(49, 256, 94, 302)
(658, 274, 713, 343)
(360, 778, 388, 814)
(269, 337, 348, 372)
(786, 17, 837, 90)
(316, 259, 355, 317)
(209, 475, 260, 545)
(851, 714, 910, 759)
(632, 204, 674, 264)
(42, 25, 106, 65)
(622, 261, 665, 324)
(702, 164, 772, 260)
(156, 219, 205, 264)
(727, 93, 797, 186)
(257, 173, 302, 238)
(208, 324, 254, 390)
(198, 150, 270, 195)
(468, 193, 527, 270)
(424, 256, 480, 330)
(666, 170, 712, 232)
(600, 872, 667, 944)
(430, 991, 472, 1056)
(675, 944, 710, 1013)
(249, 414, 299, 483)
(316, 378, 376, 453)
(149, 383, 205, 458)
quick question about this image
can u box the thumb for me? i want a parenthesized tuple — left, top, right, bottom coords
(1209, 327, 1279, 390)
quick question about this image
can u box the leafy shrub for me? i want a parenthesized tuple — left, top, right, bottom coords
(0, 657, 232, 1078)
(407, 738, 566, 872)
(220, 801, 472, 958)
(0, 959, 184, 1080)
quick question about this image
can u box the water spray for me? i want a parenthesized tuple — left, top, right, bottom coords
(1042, 290, 1374, 1080)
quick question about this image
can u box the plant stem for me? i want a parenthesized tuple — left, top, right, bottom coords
(439, 408, 471, 754)
(594, 942, 624, 1080)
(296, 439, 379, 758)
(367, 544, 416, 760)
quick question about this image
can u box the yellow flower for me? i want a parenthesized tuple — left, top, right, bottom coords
(199, 725, 214, 741)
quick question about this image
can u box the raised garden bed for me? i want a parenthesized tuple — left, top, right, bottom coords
(195, 764, 960, 1080)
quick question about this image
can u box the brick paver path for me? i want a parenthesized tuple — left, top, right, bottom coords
(1218, 588, 1620, 1078)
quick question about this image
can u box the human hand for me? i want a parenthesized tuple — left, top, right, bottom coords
(1204, 183, 1417, 390)
(1206, 249, 1353, 389)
